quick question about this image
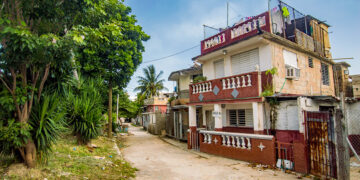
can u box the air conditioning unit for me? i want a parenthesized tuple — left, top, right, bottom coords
(285, 66, 300, 80)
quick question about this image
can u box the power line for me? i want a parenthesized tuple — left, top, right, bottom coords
(142, 45, 200, 64)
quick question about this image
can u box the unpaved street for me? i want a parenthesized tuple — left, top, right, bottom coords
(122, 125, 305, 180)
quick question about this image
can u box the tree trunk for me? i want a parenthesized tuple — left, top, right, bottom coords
(108, 78, 113, 138)
(24, 139, 37, 168)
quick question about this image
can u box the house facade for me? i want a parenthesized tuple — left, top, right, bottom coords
(187, 3, 339, 177)
(167, 66, 202, 141)
(141, 94, 169, 135)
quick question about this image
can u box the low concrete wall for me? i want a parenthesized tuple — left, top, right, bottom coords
(198, 133, 276, 166)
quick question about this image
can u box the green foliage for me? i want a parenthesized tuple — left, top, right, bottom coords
(168, 96, 176, 103)
(65, 77, 105, 144)
(74, 0, 149, 89)
(261, 67, 278, 97)
(134, 65, 168, 98)
(29, 93, 66, 160)
(193, 76, 207, 83)
(0, 120, 32, 155)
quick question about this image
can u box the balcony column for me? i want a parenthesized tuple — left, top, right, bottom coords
(252, 102, 264, 134)
(214, 104, 223, 131)
(188, 105, 197, 149)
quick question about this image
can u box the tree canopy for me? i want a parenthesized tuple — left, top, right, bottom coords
(0, 0, 148, 167)
(134, 65, 167, 98)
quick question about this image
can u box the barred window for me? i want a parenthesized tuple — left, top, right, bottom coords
(308, 57, 313, 68)
(321, 63, 329, 85)
(228, 109, 253, 127)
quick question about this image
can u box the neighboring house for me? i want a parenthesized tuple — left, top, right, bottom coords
(141, 93, 169, 135)
(350, 74, 360, 98)
(334, 62, 352, 97)
(187, 3, 340, 177)
(167, 65, 202, 141)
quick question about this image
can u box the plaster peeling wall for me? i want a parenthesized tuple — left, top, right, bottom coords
(271, 42, 335, 96)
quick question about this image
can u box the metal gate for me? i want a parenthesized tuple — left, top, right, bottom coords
(305, 111, 337, 178)
(189, 129, 200, 151)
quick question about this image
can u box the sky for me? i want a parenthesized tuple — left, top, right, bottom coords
(124, 0, 360, 99)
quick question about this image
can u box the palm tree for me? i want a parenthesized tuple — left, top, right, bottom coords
(134, 65, 168, 98)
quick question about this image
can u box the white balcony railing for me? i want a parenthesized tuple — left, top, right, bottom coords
(222, 74, 252, 90)
(191, 73, 253, 95)
(199, 130, 273, 150)
(191, 82, 212, 94)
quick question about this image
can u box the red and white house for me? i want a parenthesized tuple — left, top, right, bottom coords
(187, 6, 339, 177)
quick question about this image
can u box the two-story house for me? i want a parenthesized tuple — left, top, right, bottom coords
(187, 3, 339, 177)
(141, 93, 169, 135)
(167, 65, 202, 141)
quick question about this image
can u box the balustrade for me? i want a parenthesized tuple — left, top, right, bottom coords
(191, 73, 253, 94)
(222, 74, 252, 90)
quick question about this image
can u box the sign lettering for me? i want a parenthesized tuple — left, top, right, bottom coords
(231, 16, 266, 39)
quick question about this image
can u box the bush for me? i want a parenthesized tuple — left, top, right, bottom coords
(29, 93, 66, 161)
(65, 77, 105, 144)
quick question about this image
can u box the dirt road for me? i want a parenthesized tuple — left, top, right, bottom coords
(122, 125, 305, 180)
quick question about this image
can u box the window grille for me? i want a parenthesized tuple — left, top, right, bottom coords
(321, 63, 329, 85)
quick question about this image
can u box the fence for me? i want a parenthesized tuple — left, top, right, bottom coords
(345, 101, 360, 161)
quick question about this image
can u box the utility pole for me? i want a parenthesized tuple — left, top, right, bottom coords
(116, 93, 119, 125)
(335, 92, 350, 180)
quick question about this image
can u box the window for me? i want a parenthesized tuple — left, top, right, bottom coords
(283, 49, 297, 68)
(344, 70, 349, 75)
(321, 63, 329, 85)
(308, 57, 313, 68)
(155, 106, 159, 111)
(228, 109, 253, 127)
(214, 59, 224, 78)
(231, 48, 259, 75)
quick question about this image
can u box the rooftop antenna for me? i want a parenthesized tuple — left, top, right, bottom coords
(227, 2, 229, 27)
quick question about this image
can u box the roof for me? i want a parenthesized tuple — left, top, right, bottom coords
(168, 65, 202, 81)
(335, 62, 351, 67)
(265, 94, 339, 102)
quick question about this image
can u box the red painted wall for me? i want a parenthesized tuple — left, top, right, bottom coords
(199, 133, 276, 166)
(146, 105, 167, 114)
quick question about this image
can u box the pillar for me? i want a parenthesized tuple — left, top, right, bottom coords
(252, 102, 264, 134)
(214, 104, 223, 131)
(188, 105, 197, 149)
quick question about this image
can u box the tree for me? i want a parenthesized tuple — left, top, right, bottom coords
(73, 0, 149, 138)
(0, 0, 85, 167)
(134, 65, 168, 98)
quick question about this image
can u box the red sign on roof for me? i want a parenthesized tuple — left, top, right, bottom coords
(200, 12, 270, 55)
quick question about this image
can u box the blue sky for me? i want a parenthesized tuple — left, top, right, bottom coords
(124, 0, 360, 99)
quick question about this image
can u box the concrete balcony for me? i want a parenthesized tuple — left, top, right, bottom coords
(189, 71, 270, 104)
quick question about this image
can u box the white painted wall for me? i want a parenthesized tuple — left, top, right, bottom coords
(179, 75, 190, 91)
(201, 44, 272, 81)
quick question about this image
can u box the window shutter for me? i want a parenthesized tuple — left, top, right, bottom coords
(214, 59, 224, 78)
(245, 109, 253, 127)
(231, 48, 259, 75)
(283, 49, 298, 68)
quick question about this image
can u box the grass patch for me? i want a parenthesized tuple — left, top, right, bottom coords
(2, 134, 136, 179)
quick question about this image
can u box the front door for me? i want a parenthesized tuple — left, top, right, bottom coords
(305, 111, 337, 178)
(205, 110, 215, 130)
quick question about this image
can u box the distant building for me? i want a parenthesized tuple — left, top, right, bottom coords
(167, 65, 202, 140)
(350, 74, 360, 98)
(141, 93, 169, 135)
